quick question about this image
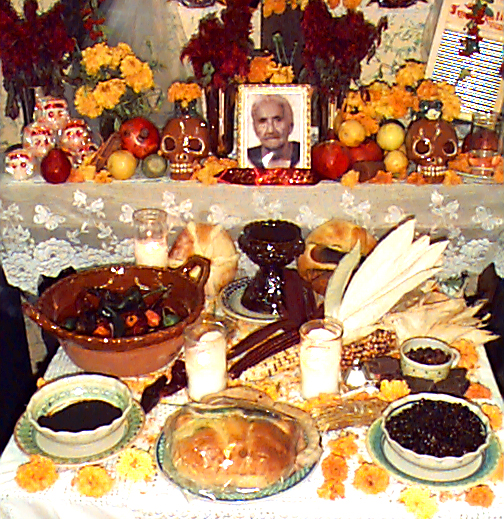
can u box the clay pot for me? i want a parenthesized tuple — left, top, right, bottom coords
(23, 258, 210, 377)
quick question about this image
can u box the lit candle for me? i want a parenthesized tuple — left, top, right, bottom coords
(184, 322, 227, 401)
(134, 239, 168, 267)
(132, 208, 169, 268)
(299, 318, 343, 399)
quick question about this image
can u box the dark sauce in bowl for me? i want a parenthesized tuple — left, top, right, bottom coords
(405, 347, 450, 365)
(37, 400, 123, 432)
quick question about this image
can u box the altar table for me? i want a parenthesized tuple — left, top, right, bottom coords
(1, 176, 504, 295)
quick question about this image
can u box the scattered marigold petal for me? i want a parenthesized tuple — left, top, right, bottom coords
(480, 403, 503, 430)
(317, 479, 345, 499)
(352, 462, 389, 494)
(15, 455, 58, 493)
(400, 486, 438, 519)
(464, 382, 492, 400)
(116, 448, 155, 482)
(465, 485, 494, 507)
(321, 453, 348, 482)
(341, 169, 360, 187)
(378, 379, 410, 402)
(73, 465, 114, 497)
(327, 433, 358, 458)
(490, 454, 504, 482)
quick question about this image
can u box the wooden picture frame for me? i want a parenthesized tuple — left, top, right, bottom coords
(237, 84, 312, 169)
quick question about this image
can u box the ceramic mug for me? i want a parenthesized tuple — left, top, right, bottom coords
(399, 336, 460, 383)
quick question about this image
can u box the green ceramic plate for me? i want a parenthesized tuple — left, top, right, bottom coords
(155, 429, 316, 501)
(366, 417, 501, 490)
(15, 400, 145, 466)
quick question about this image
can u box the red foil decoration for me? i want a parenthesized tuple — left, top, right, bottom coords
(218, 168, 320, 186)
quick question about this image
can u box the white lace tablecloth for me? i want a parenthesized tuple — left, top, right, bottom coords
(0, 345, 503, 519)
(1, 175, 504, 294)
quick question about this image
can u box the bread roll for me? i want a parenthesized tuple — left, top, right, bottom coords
(169, 410, 300, 491)
(167, 222, 239, 297)
(297, 219, 377, 295)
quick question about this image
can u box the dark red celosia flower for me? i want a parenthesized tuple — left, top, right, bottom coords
(301, 0, 387, 100)
(181, 0, 255, 89)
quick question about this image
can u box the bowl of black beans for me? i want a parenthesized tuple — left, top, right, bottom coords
(382, 393, 491, 475)
(400, 336, 460, 382)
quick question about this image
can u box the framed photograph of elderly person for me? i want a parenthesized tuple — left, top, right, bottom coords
(237, 84, 312, 169)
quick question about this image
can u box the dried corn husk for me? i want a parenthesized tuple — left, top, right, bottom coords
(325, 219, 449, 343)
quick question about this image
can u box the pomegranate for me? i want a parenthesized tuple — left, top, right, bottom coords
(119, 117, 160, 159)
(348, 138, 383, 166)
(311, 140, 351, 180)
(40, 147, 72, 184)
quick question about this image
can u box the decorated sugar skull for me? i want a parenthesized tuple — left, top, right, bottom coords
(405, 117, 458, 183)
(160, 114, 209, 179)
(60, 119, 92, 152)
(34, 96, 69, 131)
(67, 141, 99, 165)
(5, 148, 36, 180)
(22, 121, 56, 158)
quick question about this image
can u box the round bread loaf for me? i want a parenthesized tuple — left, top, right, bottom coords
(167, 222, 239, 297)
(297, 219, 377, 295)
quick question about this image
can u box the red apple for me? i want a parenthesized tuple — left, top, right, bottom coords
(311, 140, 351, 180)
(348, 138, 384, 166)
(119, 117, 160, 159)
(40, 147, 72, 184)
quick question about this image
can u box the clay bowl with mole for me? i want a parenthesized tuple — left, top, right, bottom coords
(26, 373, 133, 447)
(23, 257, 210, 377)
(381, 393, 492, 477)
(400, 336, 460, 382)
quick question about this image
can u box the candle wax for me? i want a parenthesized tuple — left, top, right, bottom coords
(134, 239, 168, 267)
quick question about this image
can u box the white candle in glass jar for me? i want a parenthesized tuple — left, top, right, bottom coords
(299, 319, 343, 399)
(184, 325, 227, 401)
(134, 238, 169, 267)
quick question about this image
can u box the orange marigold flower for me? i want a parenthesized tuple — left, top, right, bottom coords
(451, 338, 479, 370)
(465, 485, 494, 507)
(248, 55, 276, 83)
(481, 403, 503, 430)
(378, 379, 410, 401)
(464, 382, 492, 400)
(342, 0, 361, 8)
(73, 465, 114, 497)
(352, 462, 389, 494)
(326, 0, 341, 8)
(317, 479, 345, 499)
(341, 169, 360, 187)
(395, 61, 426, 88)
(443, 169, 463, 185)
(327, 432, 358, 458)
(321, 453, 348, 482)
(263, 0, 286, 17)
(15, 455, 58, 493)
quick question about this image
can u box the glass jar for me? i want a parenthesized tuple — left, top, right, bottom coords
(299, 318, 343, 399)
(184, 320, 228, 401)
(466, 112, 503, 176)
(132, 208, 169, 267)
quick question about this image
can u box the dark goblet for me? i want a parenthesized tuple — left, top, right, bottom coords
(238, 220, 305, 315)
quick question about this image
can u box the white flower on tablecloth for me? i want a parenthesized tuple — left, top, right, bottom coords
(207, 204, 242, 229)
(252, 192, 283, 220)
(72, 190, 105, 219)
(385, 205, 405, 225)
(429, 190, 459, 221)
(2, 223, 31, 247)
(340, 190, 371, 228)
(295, 205, 326, 230)
(2, 251, 39, 293)
(96, 222, 114, 240)
(162, 191, 193, 227)
(0, 202, 23, 223)
(472, 206, 503, 232)
(33, 205, 66, 231)
(119, 204, 135, 224)
(440, 236, 492, 279)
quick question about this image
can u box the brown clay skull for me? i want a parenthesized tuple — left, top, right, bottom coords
(405, 118, 458, 183)
(160, 115, 210, 180)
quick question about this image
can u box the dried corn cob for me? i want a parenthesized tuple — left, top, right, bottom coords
(241, 345, 300, 382)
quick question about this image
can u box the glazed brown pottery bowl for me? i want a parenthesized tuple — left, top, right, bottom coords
(23, 257, 210, 377)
